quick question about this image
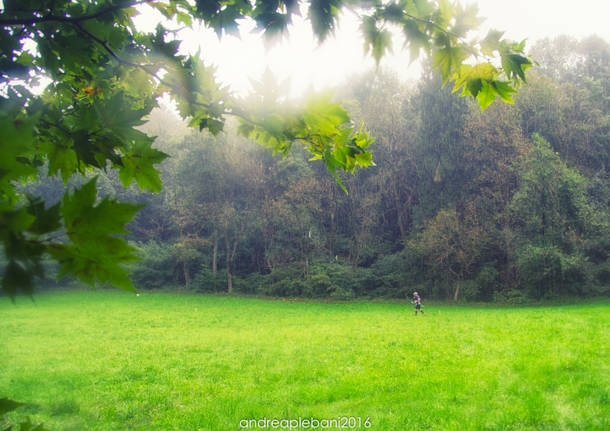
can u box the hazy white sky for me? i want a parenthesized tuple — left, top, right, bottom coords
(135, 0, 610, 97)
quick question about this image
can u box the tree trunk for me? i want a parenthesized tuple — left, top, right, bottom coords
(328, 211, 335, 262)
(541, 191, 547, 236)
(212, 234, 217, 277)
(227, 266, 233, 294)
(351, 244, 360, 268)
(183, 261, 191, 288)
(225, 233, 232, 294)
(392, 183, 407, 239)
(454, 280, 461, 302)
(328, 184, 335, 262)
(397, 212, 406, 239)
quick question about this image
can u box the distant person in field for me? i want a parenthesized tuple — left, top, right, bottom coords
(412, 292, 425, 316)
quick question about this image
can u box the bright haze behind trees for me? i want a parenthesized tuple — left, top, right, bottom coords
(133, 0, 610, 97)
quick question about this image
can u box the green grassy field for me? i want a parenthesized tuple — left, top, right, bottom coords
(1, 291, 608, 430)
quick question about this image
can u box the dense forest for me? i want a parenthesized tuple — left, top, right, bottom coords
(25, 35, 609, 302)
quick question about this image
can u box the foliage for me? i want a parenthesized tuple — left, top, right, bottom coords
(413, 206, 486, 300)
(193, 267, 227, 293)
(0, 0, 531, 296)
(7, 30, 608, 302)
(510, 135, 590, 242)
(516, 36, 610, 174)
(492, 288, 530, 305)
(508, 135, 607, 298)
(515, 244, 564, 299)
(366, 253, 408, 297)
(90, 41, 605, 302)
(474, 263, 500, 301)
(129, 240, 178, 289)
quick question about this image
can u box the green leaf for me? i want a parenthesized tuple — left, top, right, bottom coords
(195, 0, 220, 18)
(0, 105, 40, 185)
(481, 29, 504, 56)
(437, 0, 455, 23)
(98, 93, 151, 137)
(26, 197, 62, 235)
(324, 156, 347, 194)
(236, 122, 254, 137)
(118, 137, 168, 193)
(57, 178, 143, 291)
(354, 150, 373, 166)
(491, 80, 517, 103)
(2, 260, 34, 298)
(476, 80, 496, 110)
(361, 18, 393, 65)
(255, 11, 290, 39)
(381, 3, 405, 23)
(403, 19, 430, 63)
(304, 93, 350, 126)
(309, 0, 338, 42)
(0, 207, 36, 234)
(48, 145, 78, 183)
(452, 2, 482, 37)
(198, 117, 225, 135)
(433, 45, 468, 85)
(208, 2, 250, 37)
(63, 179, 142, 238)
(452, 62, 498, 96)
(501, 52, 532, 84)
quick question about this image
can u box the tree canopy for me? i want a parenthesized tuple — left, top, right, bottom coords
(0, 0, 533, 295)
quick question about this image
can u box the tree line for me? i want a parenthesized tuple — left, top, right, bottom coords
(1, 0, 534, 297)
(23, 35, 609, 302)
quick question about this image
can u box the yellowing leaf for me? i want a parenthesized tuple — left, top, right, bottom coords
(476, 80, 496, 110)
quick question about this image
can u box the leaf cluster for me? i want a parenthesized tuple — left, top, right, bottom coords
(356, 1, 532, 109)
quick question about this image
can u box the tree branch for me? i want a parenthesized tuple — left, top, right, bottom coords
(71, 21, 136, 66)
(0, 0, 154, 26)
(70, 15, 317, 144)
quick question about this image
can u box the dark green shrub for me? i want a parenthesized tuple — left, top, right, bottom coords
(475, 264, 500, 301)
(593, 261, 610, 286)
(257, 264, 305, 296)
(309, 263, 360, 298)
(241, 272, 265, 294)
(193, 267, 225, 293)
(308, 272, 335, 296)
(516, 244, 563, 299)
(369, 253, 407, 297)
(130, 241, 177, 289)
(460, 280, 480, 301)
(493, 288, 530, 304)
(560, 253, 590, 293)
(329, 285, 355, 300)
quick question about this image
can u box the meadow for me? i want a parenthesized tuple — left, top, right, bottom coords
(1, 290, 608, 430)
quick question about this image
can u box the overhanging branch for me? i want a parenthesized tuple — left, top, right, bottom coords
(0, 0, 154, 26)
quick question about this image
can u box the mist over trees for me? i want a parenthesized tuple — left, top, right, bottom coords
(26, 35, 610, 302)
